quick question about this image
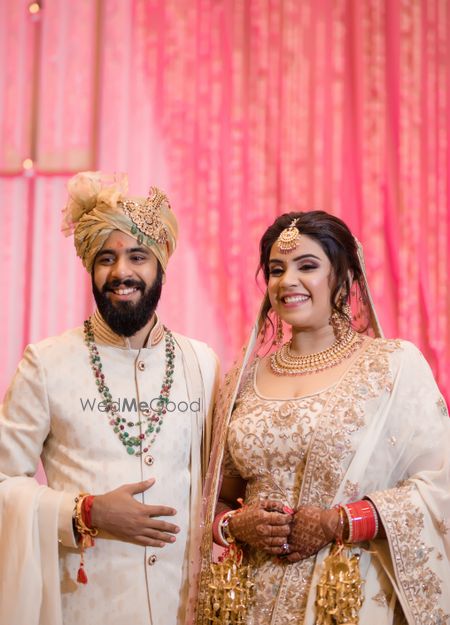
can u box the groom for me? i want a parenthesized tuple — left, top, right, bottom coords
(0, 172, 219, 625)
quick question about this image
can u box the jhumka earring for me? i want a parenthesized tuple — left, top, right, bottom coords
(273, 314, 284, 346)
(329, 299, 352, 342)
(343, 301, 352, 319)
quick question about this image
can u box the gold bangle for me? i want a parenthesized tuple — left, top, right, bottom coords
(335, 505, 349, 544)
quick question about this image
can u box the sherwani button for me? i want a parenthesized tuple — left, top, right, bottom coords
(147, 554, 157, 566)
(144, 454, 154, 466)
(137, 361, 145, 371)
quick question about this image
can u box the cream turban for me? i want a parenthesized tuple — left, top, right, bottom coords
(62, 171, 178, 273)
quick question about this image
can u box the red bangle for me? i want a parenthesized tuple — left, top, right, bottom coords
(81, 495, 96, 530)
(342, 499, 378, 542)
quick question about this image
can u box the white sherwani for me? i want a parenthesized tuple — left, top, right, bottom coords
(0, 312, 219, 625)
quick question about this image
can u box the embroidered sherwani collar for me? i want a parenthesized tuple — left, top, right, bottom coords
(90, 309, 165, 349)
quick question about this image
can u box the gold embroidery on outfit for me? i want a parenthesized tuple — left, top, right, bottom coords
(220, 340, 399, 625)
(224, 362, 330, 623)
(370, 483, 449, 625)
(372, 589, 390, 607)
(298, 339, 397, 510)
(269, 339, 399, 625)
(197, 338, 450, 625)
(343, 480, 360, 501)
(437, 520, 449, 536)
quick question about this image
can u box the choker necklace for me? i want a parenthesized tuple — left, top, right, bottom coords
(83, 318, 175, 456)
(270, 327, 364, 376)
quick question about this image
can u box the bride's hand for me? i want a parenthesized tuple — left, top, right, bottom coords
(284, 506, 339, 562)
(228, 501, 292, 555)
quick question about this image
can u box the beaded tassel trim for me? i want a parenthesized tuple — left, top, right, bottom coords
(83, 318, 175, 456)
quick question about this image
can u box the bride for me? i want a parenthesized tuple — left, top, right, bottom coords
(195, 211, 450, 625)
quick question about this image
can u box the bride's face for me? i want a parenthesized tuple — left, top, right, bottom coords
(267, 234, 333, 332)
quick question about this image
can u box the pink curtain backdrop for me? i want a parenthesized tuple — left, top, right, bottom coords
(1, 0, 449, 405)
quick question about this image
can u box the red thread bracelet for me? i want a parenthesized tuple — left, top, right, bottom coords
(82, 495, 95, 529)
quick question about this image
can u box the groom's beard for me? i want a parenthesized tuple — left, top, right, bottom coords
(92, 268, 163, 337)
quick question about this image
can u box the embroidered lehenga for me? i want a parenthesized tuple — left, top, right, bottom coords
(196, 337, 450, 625)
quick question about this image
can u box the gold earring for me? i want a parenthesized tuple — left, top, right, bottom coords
(343, 302, 352, 320)
(273, 314, 284, 346)
(329, 300, 351, 342)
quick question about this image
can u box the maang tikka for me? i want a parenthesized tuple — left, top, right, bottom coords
(277, 218, 301, 253)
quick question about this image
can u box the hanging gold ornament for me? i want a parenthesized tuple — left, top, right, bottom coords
(204, 543, 254, 625)
(315, 543, 365, 625)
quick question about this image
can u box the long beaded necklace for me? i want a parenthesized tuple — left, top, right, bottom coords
(83, 318, 175, 456)
(270, 327, 364, 376)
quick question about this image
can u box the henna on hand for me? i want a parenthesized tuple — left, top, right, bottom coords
(228, 501, 292, 555)
(285, 506, 339, 563)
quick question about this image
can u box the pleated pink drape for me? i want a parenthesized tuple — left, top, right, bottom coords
(1, 0, 449, 401)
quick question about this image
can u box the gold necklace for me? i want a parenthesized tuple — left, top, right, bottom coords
(270, 328, 364, 376)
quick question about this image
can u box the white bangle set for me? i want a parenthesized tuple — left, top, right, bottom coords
(217, 509, 240, 547)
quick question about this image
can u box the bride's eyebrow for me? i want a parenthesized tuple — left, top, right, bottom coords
(268, 254, 321, 264)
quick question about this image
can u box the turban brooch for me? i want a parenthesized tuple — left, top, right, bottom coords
(62, 171, 178, 273)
